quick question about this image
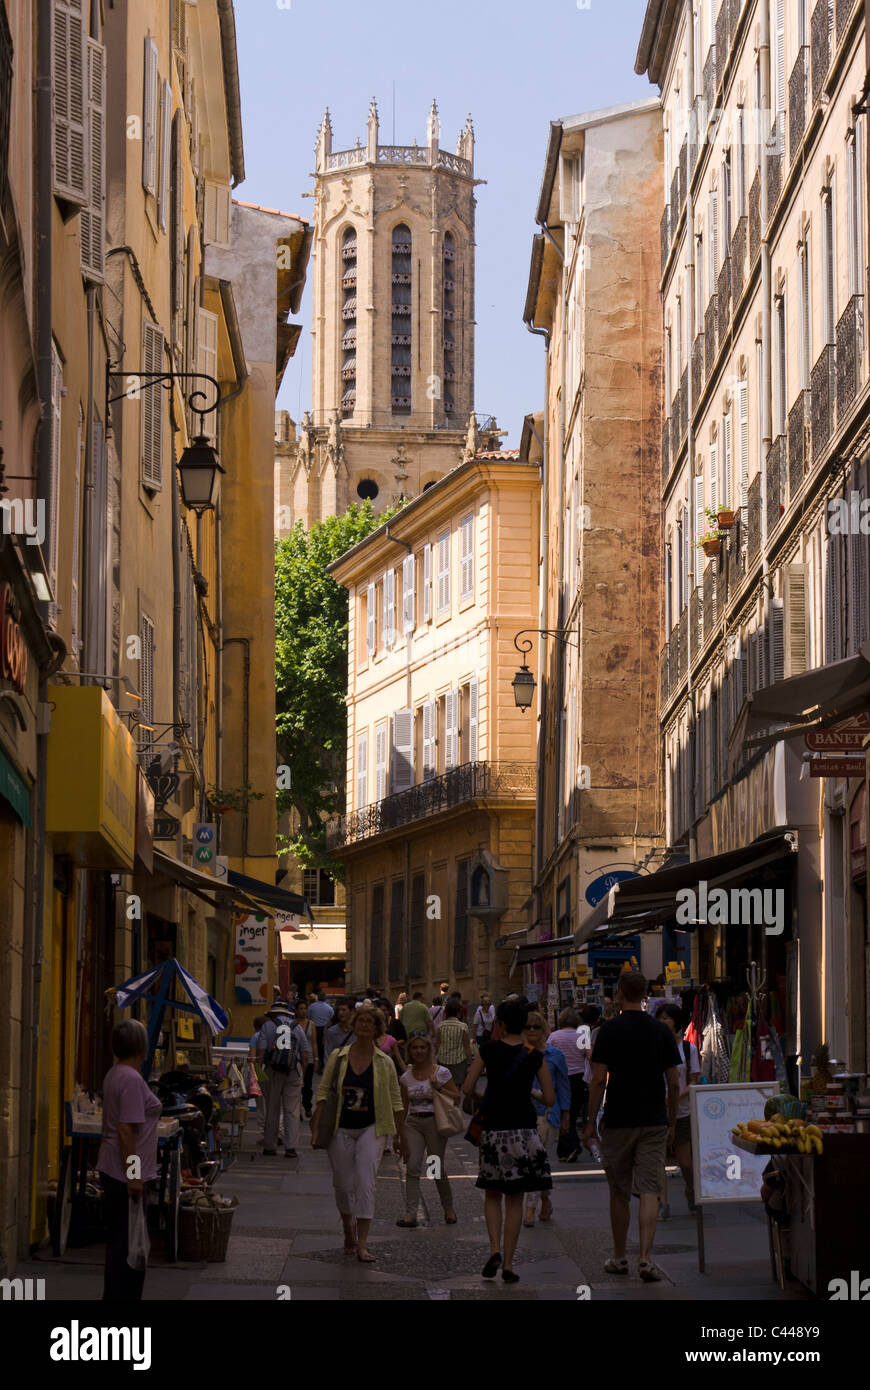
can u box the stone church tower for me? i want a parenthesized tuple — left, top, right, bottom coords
(276, 99, 481, 533)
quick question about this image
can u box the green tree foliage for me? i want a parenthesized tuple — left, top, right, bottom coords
(275, 500, 404, 875)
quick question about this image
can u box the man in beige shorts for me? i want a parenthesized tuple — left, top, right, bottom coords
(582, 971, 680, 1282)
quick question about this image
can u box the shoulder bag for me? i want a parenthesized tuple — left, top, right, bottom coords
(432, 1076, 465, 1138)
(311, 1049, 345, 1149)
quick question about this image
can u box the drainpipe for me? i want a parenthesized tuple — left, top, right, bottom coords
(385, 522, 414, 985)
(686, 0, 698, 864)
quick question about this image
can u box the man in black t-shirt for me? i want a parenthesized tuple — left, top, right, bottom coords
(582, 971, 680, 1283)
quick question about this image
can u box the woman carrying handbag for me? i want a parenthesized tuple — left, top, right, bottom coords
(396, 1036, 460, 1228)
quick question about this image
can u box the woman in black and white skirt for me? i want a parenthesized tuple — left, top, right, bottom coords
(462, 997, 555, 1284)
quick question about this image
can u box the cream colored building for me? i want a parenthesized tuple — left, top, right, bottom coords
(521, 99, 665, 997)
(325, 453, 540, 999)
(275, 99, 484, 533)
(629, 0, 870, 1072)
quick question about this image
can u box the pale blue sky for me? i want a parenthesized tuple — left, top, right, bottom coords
(235, 0, 653, 446)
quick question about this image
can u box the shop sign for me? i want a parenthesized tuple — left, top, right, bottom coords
(134, 768, 154, 873)
(0, 742, 32, 827)
(805, 714, 870, 751)
(585, 869, 638, 907)
(192, 822, 216, 872)
(809, 756, 865, 777)
(0, 582, 28, 695)
(46, 685, 136, 869)
(234, 912, 270, 1005)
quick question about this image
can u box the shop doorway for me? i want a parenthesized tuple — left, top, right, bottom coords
(284, 959, 346, 1001)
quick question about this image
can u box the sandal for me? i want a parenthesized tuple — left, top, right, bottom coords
(523, 1211, 536, 1227)
(539, 1198, 553, 1222)
(444, 1212, 458, 1224)
(604, 1256, 629, 1275)
(481, 1252, 502, 1278)
(396, 1218, 418, 1228)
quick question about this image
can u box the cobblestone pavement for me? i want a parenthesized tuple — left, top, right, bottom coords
(18, 1115, 814, 1302)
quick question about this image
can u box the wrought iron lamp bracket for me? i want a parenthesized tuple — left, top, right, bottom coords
(106, 367, 222, 434)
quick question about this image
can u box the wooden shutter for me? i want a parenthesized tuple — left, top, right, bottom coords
(391, 708, 413, 791)
(444, 688, 459, 769)
(437, 530, 450, 612)
(460, 513, 473, 598)
(468, 677, 479, 762)
(356, 732, 367, 809)
(721, 415, 731, 512)
(204, 181, 232, 246)
(423, 542, 431, 621)
(849, 526, 869, 653)
(70, 409, 83, 659)
(196, 307, 219, 442)
(366, 581, 376, 655)
(422, 700, 436, 780)
(409, 874, 425, 979)
(79, 38, 105, 278)
(158, 80, 172, 232)
(402, 554, 415, 634)
(737, 381, 749, 510)
(369, 884, 384, 986)
(48, 344, 63, 626)
(770, 597, 785, 683)
(172, 115, 185, 338)
(375, 723, 387, 800)
(141, 321, 164, 488)
(384, 568, 395, 647)
(52, 0, 87, 204)
(774, 0, 786, 116)
(825, 537, 842, 663)
(142, 37, 159, 195)
(782, 563, 811, 675)
(388, 879, 404, 983)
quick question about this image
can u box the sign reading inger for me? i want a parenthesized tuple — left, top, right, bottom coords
(675, 880, 785, 936)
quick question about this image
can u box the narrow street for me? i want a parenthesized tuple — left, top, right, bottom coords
(20, 1126, 807, 1303)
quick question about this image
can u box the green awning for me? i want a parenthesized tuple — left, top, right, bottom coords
(0, 744, 32, 827)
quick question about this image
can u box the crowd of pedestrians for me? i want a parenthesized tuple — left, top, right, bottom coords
(248, 972, 693, 1283)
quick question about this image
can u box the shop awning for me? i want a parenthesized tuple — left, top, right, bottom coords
(729, 641, 870, 769)
(279, 924, 346, 958)
(152, 848, 261, 913)
(227, 868, 312, 921)
(576, 832, 799, 945)
(510, 934, 576, 974)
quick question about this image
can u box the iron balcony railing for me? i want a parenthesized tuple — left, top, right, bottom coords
(789, 49, 808, 161)
(679, 365, 689, 444)
(811, 343, 836, 459)
(811, 0, 830, 106)
(836, 0, 858, 45)
(662, 417, 670, 484)
(749, 169, 761, 265)
(766, 116, 783, 213)
(670, 165, 681, 238)
(661, 206, 671, 274)
(678, 607, 688, 681)
(702, 565, 719, 644)
(678, 138, 687, 218)
(703, 48, 716, 123)
(766, 433, 786, 533)
(326, 761, 536, 849)
(788, 390, 811, 502)
(747, 473, 761, 561)
(691, 584, 703, 654)
(717, 256, 731, 343)
(731, 216, 747, 303)
(715, 1, 728, 91)
(836, 293, 864, 422)
(660, 645, 671, 706)
(705, 296, 718, 379)
(692, 333, 705, 405)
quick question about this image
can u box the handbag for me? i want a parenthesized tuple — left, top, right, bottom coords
(311, 1052, 343, 1149)
(432, 1084, 465, 1138)
(465, 1044, 534, 1148)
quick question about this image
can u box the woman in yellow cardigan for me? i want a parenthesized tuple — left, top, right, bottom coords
(312, 1005, 409, 1261)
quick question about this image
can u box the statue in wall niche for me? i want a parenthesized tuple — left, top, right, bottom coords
(462, 412, 480, 463)
(392, 443, 410, 482)
(325, 409, 344, 470)
(296, 411, 314, 473)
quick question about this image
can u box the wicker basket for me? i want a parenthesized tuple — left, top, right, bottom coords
(179, 1199, 238, 1262)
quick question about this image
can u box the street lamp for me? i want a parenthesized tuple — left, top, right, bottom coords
(511, 628, 579, 711)
(177, 436, 225, 512)
(106, 367, 224, 513)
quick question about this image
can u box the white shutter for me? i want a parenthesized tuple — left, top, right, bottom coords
(737, 381, 749, 510)
(770, 598, 785, 683)
(391, 709, 414, 791)
(52, 0, 87, 204)
(708, 443, 718, 526)
(757, 617, 768, 689)
(468, 678, 479, 762)
(384, 568, 395, 647)
(356, 732, 368, 809)
(142, 37, 159, 195)
(375, 724, 387, 800)
(402, 554, 415, 634)
(460, 513, 474, 598)
(423, 542, 432, 621)
(366, 582, 376, 655)
(141, 321, 165, 488)
(437, 530, 450, 613)
(710, 188, 719, 279)
(825, 539, 842, 663)
(158, 80, 172, 232)
(422, 700, 436, 780)
(444, 689, 459, 770)
(80, 38, 106, 279)
(721, 412, 731, 511)
(196, 307, 219, 442)
(204, 181, 232, 247)
(774, 0, 785, 117)
(48, 344, 63, 625)
(783, 562, 811, 676)
(694, 473, 705, 544)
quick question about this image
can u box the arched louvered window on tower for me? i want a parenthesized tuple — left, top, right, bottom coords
(443, 231, 456, 417)
(391, 224, 412, 414)
(340, 227, 357, 417)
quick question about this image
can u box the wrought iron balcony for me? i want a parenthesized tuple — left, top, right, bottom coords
(747, 472, 761, 561)
(678, 137, 687, 213)
(789, 49, 808, 161)
(811, 0, 830, 106)
(811, 343, 836, 459)
(766, 434, 786, 533)
(661, 206, 671, 275)
(660, 645, 671, 706)
(691, 584, 703, 652)
(702, 565, 719, 644)
(703, 48, 715, 122)
(692, 333, 705, 405)
(679, 366, 689, 444)
(836, 0, 858, 45)
(836, 293, 864, 422)
(705, 295, 718, 379)
(326, 760, 537, 849)
(717, 256, 731, 343)
(788, 390, 811, 501)
(715, 2, 728, 90)
(749, 169, 761, 265)
(670, 166, 681, 236)
(766, 118, 783, 213)
(678, 607, 688, 681)
(731, 216, 747, 302)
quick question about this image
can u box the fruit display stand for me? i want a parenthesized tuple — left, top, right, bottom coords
(778, 1134, 870, 1295)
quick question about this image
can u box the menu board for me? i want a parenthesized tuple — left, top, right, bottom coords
(234, 911, 271, 1005)
(689, 1081, 778, 1204)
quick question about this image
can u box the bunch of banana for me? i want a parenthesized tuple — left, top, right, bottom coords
(731, 1118, 824, 1154)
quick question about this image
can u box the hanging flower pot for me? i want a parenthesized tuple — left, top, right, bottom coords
(701, 536, 722, 558)
(717, 508, 735, 528)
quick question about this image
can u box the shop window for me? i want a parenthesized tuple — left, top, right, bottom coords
(302, 869, 335, 906)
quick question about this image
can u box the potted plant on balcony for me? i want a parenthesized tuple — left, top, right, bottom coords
(717, 504, 735, 528)
(207, 783, 265, 817)
(697, 508, 723, 558)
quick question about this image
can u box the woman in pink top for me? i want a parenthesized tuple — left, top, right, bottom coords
(97, 1019, 162, 1301)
